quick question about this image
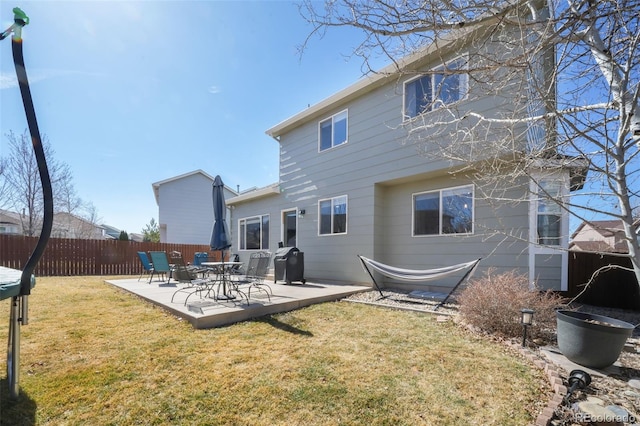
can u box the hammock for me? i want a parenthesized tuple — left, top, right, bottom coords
(357, 255, 481, 309)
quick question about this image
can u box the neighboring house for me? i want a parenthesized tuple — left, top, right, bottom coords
(225, 11, 582, 291)
(0, 208, 108, 239)
(0, 209, 21, 235)
(51, 212, 106, 239)
(101, 224, 122, 240)
(570, 220, 640, 254)
(129, 233, 144, 243)
(101, 224, 145, 242)
(152, 170, 238, 244)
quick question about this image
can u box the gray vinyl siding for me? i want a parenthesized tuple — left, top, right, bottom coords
(268, 75, 532, 285)
(158, 174, 234, 245)
(231, 26, 561, 287)
(376, 175, 530, 290)
(534, 254, 563, 290)
(231, 195, 283, 255)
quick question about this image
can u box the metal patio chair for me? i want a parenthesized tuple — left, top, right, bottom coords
(236, 252, 273, 301)
(148, 251, 172, 283)
(170, 254, 214, 305)
(136, 251, 154, 282)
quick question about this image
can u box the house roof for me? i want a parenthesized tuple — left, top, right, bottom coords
(151, 169, 238, 205)
(569, 240, 619, 253)
(570, 219, 637, 239)
(569, 219, 640, 254)
(0, 209, 21, 226)
(265, 15, 504, 139)
(227, 183, 280, 206)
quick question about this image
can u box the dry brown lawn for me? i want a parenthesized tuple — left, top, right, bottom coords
(0, 276, 548, 425)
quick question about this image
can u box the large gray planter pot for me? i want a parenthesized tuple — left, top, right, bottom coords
(556, 310, 635, 369)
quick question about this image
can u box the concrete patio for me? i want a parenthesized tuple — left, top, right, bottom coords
(105, 276, 370, 329)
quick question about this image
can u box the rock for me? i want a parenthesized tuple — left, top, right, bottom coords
(606, 405, 633, 422)
(574, 401, 624, 425)
(622, 389, 640, 399)
(585, 397, 606, 405)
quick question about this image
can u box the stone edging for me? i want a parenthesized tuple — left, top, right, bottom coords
(503, 341, 567, 426)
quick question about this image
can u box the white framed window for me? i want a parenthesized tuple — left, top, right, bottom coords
(318, 195, 347, 235)
(413, 185, 474, 236)
(528, 171, 570, 291)
(403, 57, 468, 120)
(319, 110, 348, 151)
(0, 224, 18, 234)
(238, 214, 270, 250)
(533, 179, 564, 246)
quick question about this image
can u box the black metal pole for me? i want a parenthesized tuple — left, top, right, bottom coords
(7, 12, 53, 296)
(358, 255, 386, 298)
(2, 7, 52, 399)
(13, 36, 53, 296)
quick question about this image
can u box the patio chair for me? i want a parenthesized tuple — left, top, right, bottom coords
(137, 251, 154, 282)
(148, 251, 172, 283)
(193, 252, 209, 267)
(236, 252, 273, 301)
(170, 254, 213, 305)
(171, 251, 208, 277)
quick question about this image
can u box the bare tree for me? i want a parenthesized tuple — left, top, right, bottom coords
(75, 201, 103, 239)
(1, 130, 84, 236)
(0, 156, 8, 209)
(301, 0, 640, 285)
(51, 202, 103, 239)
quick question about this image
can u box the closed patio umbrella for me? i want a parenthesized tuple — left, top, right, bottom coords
(210, 175, 232, 298)
(210, 175, 230, 252)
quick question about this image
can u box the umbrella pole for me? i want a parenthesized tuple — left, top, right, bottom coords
(217, 249, 235, 300)
(221, 249, 226, 296)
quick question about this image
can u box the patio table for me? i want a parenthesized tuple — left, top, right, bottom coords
(201, 261, 243, 300)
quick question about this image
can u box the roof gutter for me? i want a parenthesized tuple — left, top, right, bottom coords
(227, 184, 280, 205)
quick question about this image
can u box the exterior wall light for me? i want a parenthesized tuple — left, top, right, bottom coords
(298, 209, 305, 218)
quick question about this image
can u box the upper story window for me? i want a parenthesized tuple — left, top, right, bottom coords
(319, 110, 348, 151)
(403, 57, 468, 120)
(319, 195, 347, 235)
(413, 185, 474, 236)
(239, 214, 269, 250)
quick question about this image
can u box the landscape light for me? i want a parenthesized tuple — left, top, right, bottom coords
(520, 308, 535, 347)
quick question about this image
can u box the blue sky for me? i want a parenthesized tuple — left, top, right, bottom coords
(1, 1, 371, 234)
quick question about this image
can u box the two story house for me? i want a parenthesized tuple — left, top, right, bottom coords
(570, 220, 640, 254)
(152, 170, 238, 244)
(224, 8, 583, 292)
(147, 7, 581, 290)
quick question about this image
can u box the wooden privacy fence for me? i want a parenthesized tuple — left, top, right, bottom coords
(0, 235, 216, 276)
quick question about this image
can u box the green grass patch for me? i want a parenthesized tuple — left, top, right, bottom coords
(0, 276, 548, 425)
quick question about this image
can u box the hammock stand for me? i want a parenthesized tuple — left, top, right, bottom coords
(357, 255, 481, 310)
